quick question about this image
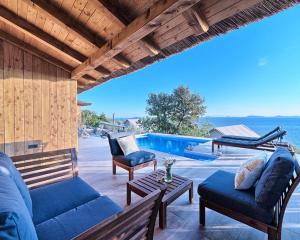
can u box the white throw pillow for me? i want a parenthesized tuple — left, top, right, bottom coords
(117, 135, 140, 155)
(234, 152, 268, 190)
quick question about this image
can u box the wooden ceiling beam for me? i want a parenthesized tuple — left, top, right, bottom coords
(183, 4, 209, 35)
(72, 0, 201, 80)
(98, 0, 161, 56)
(191, 8, 209, 33)
(26, 0, 133, 70)
(0, 5, 85, 64)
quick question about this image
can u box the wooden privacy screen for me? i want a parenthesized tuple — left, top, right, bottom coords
(11, 148, 78, 189)
(0, 39, 77, 156)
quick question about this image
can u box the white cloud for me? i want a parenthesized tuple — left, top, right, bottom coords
(258, 57, 268, 67)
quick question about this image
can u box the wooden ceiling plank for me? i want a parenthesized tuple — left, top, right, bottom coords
(27, 0, 103, 47)
(28, 0, 135, 68)
(0, 5, 85, 64)
(0, 28, 73, 72)
(72, 0, 201, 79)
(97, 0, 161, 56)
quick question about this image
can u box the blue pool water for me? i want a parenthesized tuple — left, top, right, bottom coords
(136, 134, 216, 161)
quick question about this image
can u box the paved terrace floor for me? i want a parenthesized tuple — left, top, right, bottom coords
(78, 137, 300, 240)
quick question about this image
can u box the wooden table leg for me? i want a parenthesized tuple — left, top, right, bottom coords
(127, 183, 131, 205)
(159, 203, 167, 229)
(189, 182, 193, 204)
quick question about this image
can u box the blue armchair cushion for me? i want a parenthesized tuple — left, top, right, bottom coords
(198, 170, 274, 224)
(255, 147, 296, 209)
(30, 177, 100, 225)
(114, 150, 155, 167)
(0, 152, 33, 217)
(0, 173, 38, 240)
(35, 196, 122, 240)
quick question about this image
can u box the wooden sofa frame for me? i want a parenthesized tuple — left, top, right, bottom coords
(199, 167, 300, 240)
(11, 148, 165, 240)
(113, 156, 157, 181)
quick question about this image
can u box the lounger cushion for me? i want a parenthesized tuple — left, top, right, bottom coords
(0, 173, 38, 240)
(198, 170, 274, 224)
(114, 150, 155, 167)
(35, 196, 122, 240)
(255, 147, 296, 209)
(30, 177, 100, 225)
(0, 152, 33, 217)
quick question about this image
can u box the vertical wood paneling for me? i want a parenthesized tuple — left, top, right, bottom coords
(0, 40, 77, 156)
(57, 68, 64, 149)
(32, 56, 43, 153)
(41, 61, 50, 151)
(13, 46, 25, 155)
(24, 52, 34, 154)
(49, 64, 58, 151)
(70, 78, 77, 148)
(64, 71, 71, 148)
(3, 42, 15, 156)
(0, 40, 4, 152)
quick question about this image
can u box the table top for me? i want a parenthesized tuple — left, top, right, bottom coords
(127, 169, 193, 203)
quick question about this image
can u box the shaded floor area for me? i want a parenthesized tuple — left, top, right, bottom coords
(78, 136, 300, 240)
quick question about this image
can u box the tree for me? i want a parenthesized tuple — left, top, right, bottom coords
(81, 110, 107, 128)
(141, 86, 210, 136)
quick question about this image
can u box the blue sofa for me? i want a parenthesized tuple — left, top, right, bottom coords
(0, 151, 122, 240)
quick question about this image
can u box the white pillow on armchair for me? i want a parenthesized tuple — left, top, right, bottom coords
(117, 135, 140, 155)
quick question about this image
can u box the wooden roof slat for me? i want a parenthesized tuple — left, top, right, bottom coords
(71, 0, 202, 79)
(0, 5, 85, 64)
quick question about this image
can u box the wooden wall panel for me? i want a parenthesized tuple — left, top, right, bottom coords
(24, 52, 34, 154)
(0, 40, 3, 152)
(32, 56, 43, 153)
(3, 41, 15, 156)
(0, 40, 77, 156)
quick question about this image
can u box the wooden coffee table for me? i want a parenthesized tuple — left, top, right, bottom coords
(127, 169, 193, 229)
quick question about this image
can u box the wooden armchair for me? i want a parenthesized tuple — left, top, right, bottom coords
(199, 152, 300, 240)
(107, 133, 157, 181)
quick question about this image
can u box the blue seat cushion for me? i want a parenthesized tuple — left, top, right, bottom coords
(0, 173, 38, 240)
(0, 152, 33, 217)
(114, 150, 155, 167)
(30, 177, 100, 225)
(35, 196, 122, 240)
(198, 170, 275, 224)
(255, 147, 296, 209)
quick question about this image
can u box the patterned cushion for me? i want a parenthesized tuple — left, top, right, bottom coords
(255, 147, 296, 209)
(117, 135, 139, 155)
(235, 152, 267, 190)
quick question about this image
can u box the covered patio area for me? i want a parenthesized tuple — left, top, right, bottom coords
(78, 136, 300, 240)
(0, 0, 299, 239)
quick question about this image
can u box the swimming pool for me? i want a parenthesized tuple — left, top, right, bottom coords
(136, 133, 216, 161)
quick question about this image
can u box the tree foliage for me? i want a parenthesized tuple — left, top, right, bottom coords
(141, 86, 211, 136)
(81, 110, 107, 128)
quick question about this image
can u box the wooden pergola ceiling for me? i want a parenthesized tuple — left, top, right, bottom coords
(0, 0, 298, 93)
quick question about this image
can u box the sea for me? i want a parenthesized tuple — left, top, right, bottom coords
(198, 117, 300, 148)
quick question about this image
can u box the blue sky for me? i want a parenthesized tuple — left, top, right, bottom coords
(79, 5, 300, 118)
